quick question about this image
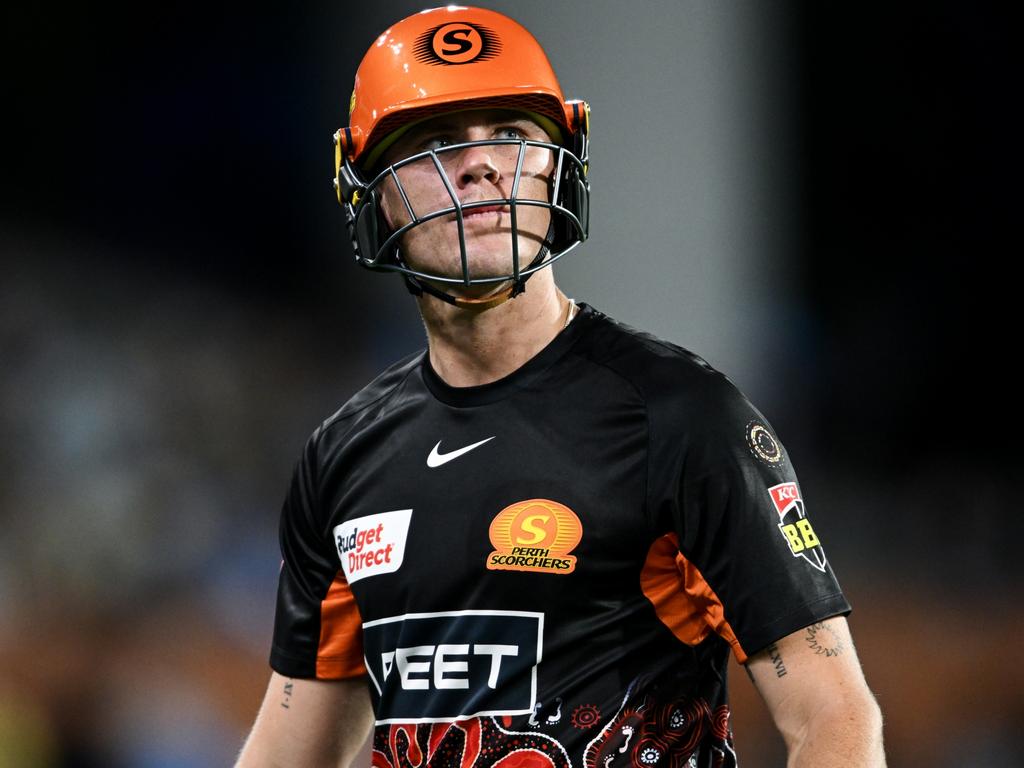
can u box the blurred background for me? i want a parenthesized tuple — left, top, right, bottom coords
(1, 1, 1019, 766)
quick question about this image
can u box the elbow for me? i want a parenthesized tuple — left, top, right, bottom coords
(789, 690, 886, 768)
(849, 690, 884, 747)
(831, 687, 883, 730)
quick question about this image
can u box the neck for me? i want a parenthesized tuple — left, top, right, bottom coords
(417, 271, 573, 387)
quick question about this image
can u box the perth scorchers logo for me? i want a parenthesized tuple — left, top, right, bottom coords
(486, 499, 582, 575)
(414, 22, 502, 66)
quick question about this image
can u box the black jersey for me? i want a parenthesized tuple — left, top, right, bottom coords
(270, 304, 850, 768)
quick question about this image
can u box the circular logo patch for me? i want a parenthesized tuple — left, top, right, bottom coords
(486, 498, 582, 574)
(746, 420, 784, 467)
(414, 22, 502, 66)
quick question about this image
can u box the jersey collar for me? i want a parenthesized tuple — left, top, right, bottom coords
(421, 303, 594, 407)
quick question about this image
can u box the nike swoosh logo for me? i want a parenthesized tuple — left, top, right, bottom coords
(427, 436, 496, 468)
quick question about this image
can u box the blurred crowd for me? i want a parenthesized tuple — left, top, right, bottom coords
(0, 235, 378, 766)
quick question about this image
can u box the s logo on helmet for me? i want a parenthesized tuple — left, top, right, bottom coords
(414, 22, 502, 66)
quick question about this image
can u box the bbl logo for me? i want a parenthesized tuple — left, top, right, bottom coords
(768, 482, 827, 572)
(487, 498, 582, 574)
(414, 22, 502, 66)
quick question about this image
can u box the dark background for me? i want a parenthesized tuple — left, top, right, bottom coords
(1, 2, 1019, 766)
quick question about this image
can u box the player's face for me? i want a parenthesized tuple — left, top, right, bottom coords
(377, 109, 556, 291)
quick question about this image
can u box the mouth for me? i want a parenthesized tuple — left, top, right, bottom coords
(449, 204, 508, 222)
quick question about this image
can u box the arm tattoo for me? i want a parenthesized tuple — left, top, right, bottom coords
(747, 642, 788, 685)
(766, 642, 787, 677)
(281, 679, 294, 709)
(805, 621, 845, 658)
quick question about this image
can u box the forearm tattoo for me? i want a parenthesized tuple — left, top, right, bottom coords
(805, 621, 845, 658)
(281, 679, 294, 709)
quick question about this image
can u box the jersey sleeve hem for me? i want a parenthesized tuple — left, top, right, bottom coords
(738, 592, 852, 662)
(269, 644, 317, 678)
(270, 644, 368, 680)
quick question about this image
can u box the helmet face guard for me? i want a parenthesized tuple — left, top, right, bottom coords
(335, 132, 589, 296)
(333, 6, 590, 305)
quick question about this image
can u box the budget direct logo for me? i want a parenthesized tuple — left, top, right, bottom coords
(333, 509, 412, 584)
(767, 483, 828, 572)
(486, 498, 582, 575)
(362, 609, 543, 724)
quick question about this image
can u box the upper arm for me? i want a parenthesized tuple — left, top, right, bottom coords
(235, 671, 374, 768)
(245, 429, 373, 767)
(658, 376, 851, 661)
(272, 429, 366, 680)
(746, 616, 884, 762)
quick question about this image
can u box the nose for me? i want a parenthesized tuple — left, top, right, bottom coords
(454, 144, 501, 188)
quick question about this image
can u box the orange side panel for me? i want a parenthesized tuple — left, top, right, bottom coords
(316, 571, 367, 679)
(640, 533, 748, 663)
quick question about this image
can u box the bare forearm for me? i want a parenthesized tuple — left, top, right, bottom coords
(785, 695, 886, 768)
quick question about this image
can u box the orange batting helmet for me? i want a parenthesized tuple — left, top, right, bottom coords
(333, 6, 590, 307)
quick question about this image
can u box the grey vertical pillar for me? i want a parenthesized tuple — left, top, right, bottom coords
(489, 0, 800, 397)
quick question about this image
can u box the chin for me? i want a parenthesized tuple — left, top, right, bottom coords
(406, 234, 544, 283)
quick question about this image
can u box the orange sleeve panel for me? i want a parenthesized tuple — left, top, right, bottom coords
(639, 533, 748, 664)
(316, 571, 367, 678)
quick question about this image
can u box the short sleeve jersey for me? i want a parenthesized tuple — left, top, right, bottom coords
(270, 304, 850, 768)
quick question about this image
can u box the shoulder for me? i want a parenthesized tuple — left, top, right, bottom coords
(575, 306, 747, 413)
(575, 307, 780, 458)
(311, 349, 425, 450)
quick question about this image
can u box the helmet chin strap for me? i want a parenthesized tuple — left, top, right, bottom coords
(403, 274, 519, 310)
